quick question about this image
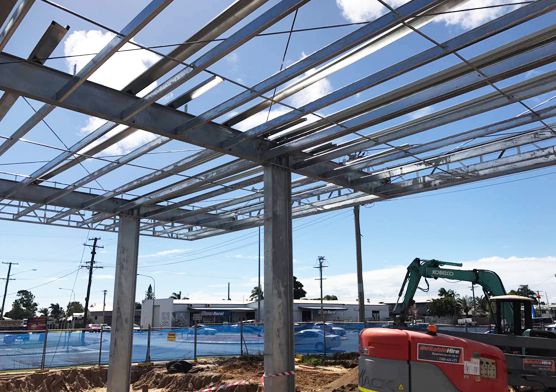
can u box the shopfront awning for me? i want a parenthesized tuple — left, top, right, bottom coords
(298, 306, 348, 311)
(191, 307, 255, 311)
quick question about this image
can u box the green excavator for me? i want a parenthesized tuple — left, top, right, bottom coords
(392, 258, 556, 390)
(393, 258, 511, 328)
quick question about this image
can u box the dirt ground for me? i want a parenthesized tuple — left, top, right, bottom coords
(0, 356, 359, 392)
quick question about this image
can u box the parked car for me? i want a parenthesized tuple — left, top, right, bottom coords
(101, 324, 111, 331)
(312, 322, 346, 336)
(87, 323, 102, 332)
(192, 324, 217, 335)
(133, 324, 140, 331)
(294, 329, 341, 351)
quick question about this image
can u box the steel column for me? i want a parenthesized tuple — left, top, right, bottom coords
(107, 212, 140, 392)
(263, 157, 294, 392)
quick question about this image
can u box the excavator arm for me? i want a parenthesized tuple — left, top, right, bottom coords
(393, 258, 508, 324)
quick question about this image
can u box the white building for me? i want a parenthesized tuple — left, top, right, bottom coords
(141, 298, 389, 328)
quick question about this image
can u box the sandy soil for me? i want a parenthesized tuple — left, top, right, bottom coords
(0, 356, 358, 392)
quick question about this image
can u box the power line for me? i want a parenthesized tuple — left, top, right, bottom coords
(0, 1, 532, 66)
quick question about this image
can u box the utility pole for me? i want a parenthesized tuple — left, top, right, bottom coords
(0, 262, 18, 319)
(353, 206, 365, 323)
(82, 238, 103, 327)
(227, 282, 231, 301)
(315, 256, 327, 356)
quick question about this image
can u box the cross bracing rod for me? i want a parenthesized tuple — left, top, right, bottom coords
(0, 0, 172, 159)
(26, 0, 447, 216)
(293, 69, 556, 170)
(234, 1, 556, 140)
(38, 0, 267, 181)
(2, 0, 303, 198)
(158, 116, 556, 233)
(13, 76, 225, 221)
(52, 41, 556, 226)
(265, 36, 556, 158)
(186, 148, 556, 239)
(0, 21, 68, 122)
(0, 176, 236, 230)
(99, 11, 556, 216)
(352, 127, 556, 185)
(0, 51, 384, 197)
(165, 127, 556, 228)
(173, 0, 456, 133)
(375, 146, 556, 197)
(316, 105, 556, 172)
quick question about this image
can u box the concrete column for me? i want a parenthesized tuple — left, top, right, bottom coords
(107, 212, 140, 392)
(354, 206, 365, 322)
(263, 158, 294, 392)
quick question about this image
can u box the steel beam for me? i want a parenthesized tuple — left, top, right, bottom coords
(0, 0, 34, 51)
(263, 157, 294, 392)
(0, 52, 383, 194)
(0, 21, 68, 122)
(0, 0, 172, 158)
(177, 0, 452, 132)
(7, 0, 305, 194)
(245, 2, 556, 140)
(352, 128, 556, 185)
(38, 0, 267, 181)
(267, 38, 556, 157)
(107, 212, 140, 392)
(318, 105, 556, 171)
(223, 0, 470, 127)
(123, 0, 266, 95)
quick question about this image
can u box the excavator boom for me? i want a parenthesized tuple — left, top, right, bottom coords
(394, 258, 508, 324)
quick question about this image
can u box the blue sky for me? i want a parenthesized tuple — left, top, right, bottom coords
(0, 0, 555, 312)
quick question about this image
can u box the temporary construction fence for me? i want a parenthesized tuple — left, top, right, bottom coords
(0, 322, 488, 371)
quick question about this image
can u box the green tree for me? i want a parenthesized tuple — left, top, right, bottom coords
(39, 308, 49, 317)
(323, 295, 338, 300)
(293, 276, 306, 299)
(5, 290, 37, 319)
(66, 301, 84, 316)
(457, 296, 473, 317)
(249, 286, 263, 301)
(508, 285, 539, 304)
(427, 288, 461, 318)
(135, 302, 142, 310)
(170, 291, 182, 299)
(49, 303, 65, 321)
(145, 284, 155, 300)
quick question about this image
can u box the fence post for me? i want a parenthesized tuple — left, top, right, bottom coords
(240, 321, 244, 356)
(98, 327, 104, 366)
(40, 329, 48, 370)
(193, 323, 197, 362)
(145, 325, 152, 362)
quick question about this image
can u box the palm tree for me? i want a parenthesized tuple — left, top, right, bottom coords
(249, 286, 263, 301)
(457, 296, 473, 317)
(170, 291, 182, 299)
(49, 303, 65, 321)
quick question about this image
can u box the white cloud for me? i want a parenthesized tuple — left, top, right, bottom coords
(297, 256, 556, 303)
(336, 0, 407, 23)
(64, 30, 161, 155)
(336, 0, 522, 29)
(140, 248, 190, 259)
(437, 0, 521, 30)
(235, 54, 332, 137)
(407, 106, 434, 120)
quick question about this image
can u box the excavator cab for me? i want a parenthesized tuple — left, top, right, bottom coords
(490, 295, 533, 335)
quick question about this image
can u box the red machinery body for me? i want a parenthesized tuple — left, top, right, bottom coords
(359, 328, 507, 391)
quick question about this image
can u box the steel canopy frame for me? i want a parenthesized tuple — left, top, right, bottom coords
(0, 0, 552, 240)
